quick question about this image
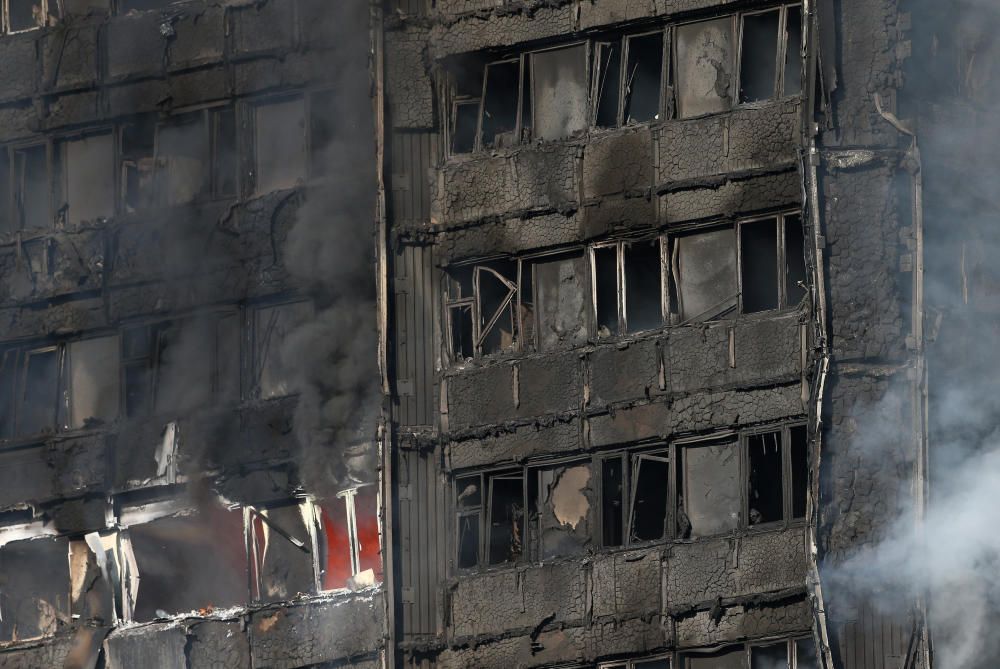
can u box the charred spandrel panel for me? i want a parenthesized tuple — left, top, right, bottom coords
(0, 536, 70, 642)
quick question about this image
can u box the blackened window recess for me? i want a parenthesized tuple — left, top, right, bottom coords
(784, 214, 808, 305)
(739, 10, 781, 103)
(487, 475, 524, 565)
(681, 646, 745, 669)
(157, 113, 210, 206)
(531, 44, 589, 141)
(747, 431, 783, 525)
(679, 440, 740, 537)
(120, 117, 156, 213)
(456, 475, 482, 568)
(449, 304, 474, 361)
(128, 506, 248, 621)
(480, 61, 520, 149)
(623, 33, 664, 123)
(0, 536, 70, 642)
(594, 42, 622, 128)
(629, 454, 670, 542)
(13, 145, 49, 230)
(633, 659, 670, 669)
(255, 97, 308, 195)
(476, 263, 518, 355)
(795, 637, 819, 667)
(594, 246, 619, 337)
(751, 642, 788, 669)
(19, 348, 59, 436)
(7, 0, 46, 32)
(790, 424, 809, 519)
(118, 0, 179, 12)
(740, 218, 780, 313)
(625, 239, 663, 332)
(784, 5, 803, 96)
(58, 133, 115, 225)
(451, 100, 480, 154)
(601, 456, 624, 547)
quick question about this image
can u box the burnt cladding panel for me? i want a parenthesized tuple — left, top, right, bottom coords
(393, 244, 436, 427)
(398, 448, 443, 639)
(391, 131, 437, 427)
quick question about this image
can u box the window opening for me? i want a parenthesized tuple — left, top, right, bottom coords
(790, 424, 808, 520)
(747, 431, 783, 525)
(680, 645, 745, 669)
(671, 228, 738, 323)
(784, 214, 807, 305)
(13, 145, 49, 231)
(58, 133, 115, 225)
(536, 463, 593, 559)
(594, 245, 619, 337)
(628, 453, 670, 543)
(532, 252, 591, 351)
(739, 10, 781, 103)
(487, 475, 524, 565)
(601, 455, 624, 547)
(740, 218, 780, 313)
(157, 113, 210, 206)
(213, 108, 238, 198)
(480, 60, 521, 150)
(751, 642, 788, 669)
(783, 5, 803, 96)
(19, 347, 59, 436)
(120, 117, 157, 213)
(254, 302, 312, 399)
(593, 42, 623, 128)
(254, 97, 307, 194)
(456, 475, 482, 569)
(65, 336, 120, 430)
(623, 32, 664, 123)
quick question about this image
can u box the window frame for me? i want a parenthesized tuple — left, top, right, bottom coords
(2, 140, 53, 233)
(2, 0, 55, 35)
(248, 298, 313, 401)
(589, 237, 668, 337)
(735, 4, 802, 106)
(735, 211, 805, 314)
(53, 126, 117, 226)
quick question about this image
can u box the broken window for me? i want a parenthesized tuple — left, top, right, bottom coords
(4, 0, 56, 33)
(480, 60, 521, 149)
(677, 439, 740, 538)
(530, 44, 589, 141)
(593, 41, 623, 128)
(64, 336, 120, 430)
(532, 252, 591, 352)
(670, 212, 804, 322)
(120, 116, 157, 213)
(454, 471, 524, 568)
(629, 451, 671, 543)
(157, 112, 210, 205)
(57, 132, 115, 225)
(593, 239, 664, 337)
(125, 503, 248, 621)
(124, 313, 238, 417)
(675, 17, 735, 118)
(535, 462, 594, 559)
(623, 32, 665, 124)
(600, 455, 625, 547)
(795, 637, 819, 668)
(751, 641, 788, 669)
(249, 502, 316, 604)
(254, 301, 312, 399)
(671, 227, 738, 322)
(0, 536, 70, 641)
(18, 347, 60, 437)
(746, 426, 808, 527)
(739, 5, 803, 103)
(445, 261, 521, 359)
(254, 96, 308, 194)
(11, 144, 50, 230)
(318, 484, 383, 591)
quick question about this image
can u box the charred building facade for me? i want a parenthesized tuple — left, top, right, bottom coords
(0, 0, 994, 667)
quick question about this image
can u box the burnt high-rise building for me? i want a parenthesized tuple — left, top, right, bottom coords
(0, 0, 996, 667)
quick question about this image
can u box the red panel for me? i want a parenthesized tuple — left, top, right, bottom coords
(355, 486, 383, 581)
(320, 502, 353, 590)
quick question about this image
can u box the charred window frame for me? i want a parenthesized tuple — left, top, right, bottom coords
(54, 128, 116, 226)
(598, 445, 674, 549)
(454, 470, 526, 570)
(678, 636, 817, 668)
(737, 4, 803, 104)
(444, 259, 524, 361)
(666, 210, 805, 323)
(592, 29, 669, 129)
(0, 334, 121, 441)
(745, 424, 809, 527)
(2, 0, 58, 34)
(446, 42, 590, 155)
(122, 312, 239, 418)
(591, 237, 667, 337)
(598, 653, 671, 669)
(249, 299, 314, 400)
(0, 141, 53, 234)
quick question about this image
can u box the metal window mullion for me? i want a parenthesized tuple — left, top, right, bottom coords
(617, 243, 626, 334)
(776, 5, 789, 98)
(617, 37, 626, 127)
(776, 214, 787, 308)
(782, 424, 793, 524)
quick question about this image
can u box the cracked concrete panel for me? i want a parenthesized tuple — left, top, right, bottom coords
(448, 419, 580, 470)
(104, 625, 186, 669)
(450, 561, 587, 638)
(668, 384, 804, 434)
(231, 0, 296, 56)
(731, 314, 801, 385)
(579, 0, 660, 29)
(249, 597, 384, 669)
(580, 196, 658, 239)
(43, 91, 102, 132)
(589, 338, 661, 407)
(0, 297, 106, 343)
(588, 400, 672, 448)
(0, 36, 36, 104)
(446, 363, 515, 430)
(666, 528, 807, 605)
(435, 212, 580, 263)
(824, 165, 907, 361)
(661, 171, 801, 224)
(656, 115, 727, 183)
(42, 24, 100, 92)
(105, 12, 167, 81)
(428, 5, 576, 59)
(167, 5, 226, 69)
(436, 144, 578, 224)
(726, 100, 800, 171)
(582, 129, 654, 199)
(0, 636, 74, 668)
(665, 325, 732, 394)
(386, 26, 434, 129)
(591, 547, 662, 618)
(517, 351, 583, 418)
(185, 620, 251, 669)
(675, 598, 812, 647)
